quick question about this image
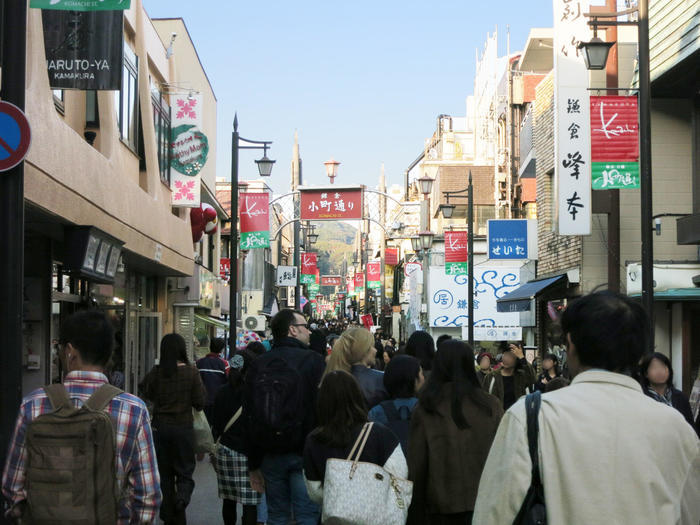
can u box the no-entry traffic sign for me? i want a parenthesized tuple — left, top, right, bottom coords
(0, 101, 31, 172)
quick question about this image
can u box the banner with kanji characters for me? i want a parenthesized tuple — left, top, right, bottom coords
(367, 261, 381, 289)
(300, 187, 363, 220)
(590, 96, 640, 190)
(554, 0, 591, 235)
(444, 231, 468, 275)
(308, 282, 320, 295)
(321, 275, 343, 286)
(220, 257, 230, 282)
(170, 93, 208, 206)
(239, 193, 270, 249)
(385, 247, 399, 266)
(301, 253, 317, 284)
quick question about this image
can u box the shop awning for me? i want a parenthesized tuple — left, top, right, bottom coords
(629, 288, 700, 301)
(194, 314, 229, 330)
(497, 275, 567, 312)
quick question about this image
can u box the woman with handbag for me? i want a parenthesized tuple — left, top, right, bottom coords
(407, 339, 503, 525)
(303, 370, 411, 525)
(212, 350, 261, 525)
(140, 333, 206, 525)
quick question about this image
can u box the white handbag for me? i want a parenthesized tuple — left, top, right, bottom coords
(321, 422, 413, 525)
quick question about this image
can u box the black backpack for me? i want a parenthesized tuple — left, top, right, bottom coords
(380, 400, 412, 454)
(249, 356, 305, 452)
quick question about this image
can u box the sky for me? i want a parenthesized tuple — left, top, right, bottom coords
(144, 0, 554, 195)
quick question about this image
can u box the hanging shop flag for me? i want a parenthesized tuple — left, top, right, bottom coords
(360, 314, 374, 329)
(41, 9, 123, 90)
(300, 187, 363, 220)
(590, 96, 640, 190)
(300, 253, 318, 284)
(444, 231, 468, 275)
(321, 275, 343, 286)
(367, 261, 381, 289)
(170, 93, 209, 206)
(553, 0, 592, 235)
(385, 247, 399, 266)
(239, 193, 270, 249)
(307, 282, 321, 295)
(32, 0, 131, 10)
(347, 279, 356, 296)
(354, 272, 365, 288)
(219, 257, 230, 282)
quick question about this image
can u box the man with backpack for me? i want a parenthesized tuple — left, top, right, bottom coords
(1, 310, 161, 524)
(243, 309, 325, 525)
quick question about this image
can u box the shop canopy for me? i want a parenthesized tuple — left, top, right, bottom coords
(194, 314, 229, 330)
(497, 275, 567, 313)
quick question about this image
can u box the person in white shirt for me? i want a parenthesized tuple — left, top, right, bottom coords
(473, 291, 700, 525)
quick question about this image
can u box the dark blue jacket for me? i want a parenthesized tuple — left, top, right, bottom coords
(196, 353, 229, 406)
(351, 364, 389, 409)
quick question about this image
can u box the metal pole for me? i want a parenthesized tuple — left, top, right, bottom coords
(638, 0, 654, 347)
(0, 1, 26, 516)
(467, 171, 474, 348)
(606, 0, 621, 293)
(229, 116, 239, 353)
(294, 161, 302, 312)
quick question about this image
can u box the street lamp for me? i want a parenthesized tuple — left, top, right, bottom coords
(410, 235, 421, 252)
(418, 231, 435, 251)
(577, 36, 614, 70)
(418, 174, 434, 197)
(439, 202, 456, 219)
(579, 2, 654, 347)
(324, 158, 340, 184)
(230, 113, 274, 352)
(307, 231, 319, 244)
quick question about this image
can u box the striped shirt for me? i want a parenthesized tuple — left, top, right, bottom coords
(1, 371, 161, 524)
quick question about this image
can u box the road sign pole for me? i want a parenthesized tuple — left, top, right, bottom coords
(0, 2, 26, 521)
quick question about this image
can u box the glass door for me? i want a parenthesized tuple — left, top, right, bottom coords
(125, 312, 161, 394)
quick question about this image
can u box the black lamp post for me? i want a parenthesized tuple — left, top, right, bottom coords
(230, 114, 274, 352)
(440, 171, 474, 347)
(578, 1, 654, 347)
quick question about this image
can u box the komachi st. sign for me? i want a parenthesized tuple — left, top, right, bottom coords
(300, 253, 318, 284)
(367, 261, 381, 289)
(444, 231, 468, 275)
(300, 187, 363, 220)
(239, 193, 270, 249)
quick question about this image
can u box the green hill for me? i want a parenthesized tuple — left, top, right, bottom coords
(310, 221, 357, 283)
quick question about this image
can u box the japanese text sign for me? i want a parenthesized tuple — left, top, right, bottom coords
(276, 266, 298, 287)
(590, 96, 640, 190)
(444, 231, 468, 275)
(321, 275, 343, 286)
(385, 247, 399, 266)
(487, 220, 538, 260)
(300, 253, 317, 284)
(554, 0, 592, 235)
(300, 187, 363, 220)
(367, 261, 381, 289)
(239, 193, 270, 249)
(219, 257, 230, 281)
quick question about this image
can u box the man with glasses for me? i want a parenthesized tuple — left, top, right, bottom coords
(243, 309, 325, 525)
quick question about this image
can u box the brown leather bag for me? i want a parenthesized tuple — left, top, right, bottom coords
(24, 384, 121, 525)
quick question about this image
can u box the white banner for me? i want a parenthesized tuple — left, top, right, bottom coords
(170, 93, 208, 207)
(554, 0, 591, 234)
(462, 326, 523, 341)
(276, 266, 298, 286)
(428, 266, 520, 328)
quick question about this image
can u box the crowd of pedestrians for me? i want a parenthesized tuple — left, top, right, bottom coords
(2, 291, 700, 524)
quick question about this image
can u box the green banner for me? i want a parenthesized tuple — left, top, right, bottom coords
(445, 262, 468, 276)
(592, 162, 640, 190)
(307, 283, 320, 295)
(31, 0, 131, 10)
(300, 274, 316, 285)
(240, 230, 269, 250)
(367, 281, 381, 289)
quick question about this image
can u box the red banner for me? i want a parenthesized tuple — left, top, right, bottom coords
(354, 272, 365, 287)
(239, 193, 270, 232)
(300, 187, 363, 220)
(219, 257, 230, 281)
(367, 261, 381, 282)
(360, 314, 374, 329)
(321, 275, 343, 286)
(385, 247, 399, 266)
(590, 96, 638, 162)
(444, 231, 468, 263)
(301, 253, 317, 275)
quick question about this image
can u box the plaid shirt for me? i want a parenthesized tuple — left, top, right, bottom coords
(1, 371, 162, 524)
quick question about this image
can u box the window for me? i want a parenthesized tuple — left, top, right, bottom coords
(151, 82, 171, 185)
(53, 89, 64, 114)
(115, 42, 139, 151)
(86, 90, 99, 127)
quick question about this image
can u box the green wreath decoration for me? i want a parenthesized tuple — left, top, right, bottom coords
(170, 124, 210, 176)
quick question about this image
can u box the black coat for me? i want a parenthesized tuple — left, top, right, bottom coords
(351, 364, 389, 408)
(669, 388, 695, 430)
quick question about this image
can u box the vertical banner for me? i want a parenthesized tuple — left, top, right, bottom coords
(171, 93, 208, 207)
(444, 231, 468, 275)
(354, 272, 365, 288)
(239, 193, 270, 249)
(385, 247, 399, 266)
(554, 0, 591, 235)
(42, 10, 123, 90)
(367, 261, 381, 289)
(219, 257, 230, 281)
(590, 96, 640, 189)
(300, 253, 317, 284)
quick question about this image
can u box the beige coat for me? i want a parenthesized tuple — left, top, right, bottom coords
(473, 370, 700, 525)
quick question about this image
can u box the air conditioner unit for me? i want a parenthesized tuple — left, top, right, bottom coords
(243, 315, 266, 331)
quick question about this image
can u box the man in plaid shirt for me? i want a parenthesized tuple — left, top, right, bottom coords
(2, 310, 162, 524)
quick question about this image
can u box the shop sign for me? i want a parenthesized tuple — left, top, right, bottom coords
(367, 261, 381, 289)
(32, 0, 131, 10)
(488, 219, 538, 260)
(321, 275, 343, 286)
(554, 0, 592, 235)
(239, 192, 270, 249)
(276, 265, 297, 286)
(219, 257, 230, 281)
(590, 96, 639, 189)
(300, 253, 318, 284)
(300, 187, 363, 220)
(41, 9, 123, 90)
(307, 282, 321, 295)
(354, 272, 365, 288)
(170, 93, 208, 206)
(444, 231, 468, 275)
(462, 326, 523, 341)
(385, 247, 399, 266)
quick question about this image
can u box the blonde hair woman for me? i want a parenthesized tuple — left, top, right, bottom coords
(324, 327, 388, 408)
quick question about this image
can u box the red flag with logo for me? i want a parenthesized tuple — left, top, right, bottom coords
(385, 247, 399, 266)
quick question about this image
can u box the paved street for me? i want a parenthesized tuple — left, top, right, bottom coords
(186, 458, 232, 525)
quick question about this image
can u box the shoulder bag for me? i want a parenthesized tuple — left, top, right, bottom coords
(322, 422, 413, 525)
